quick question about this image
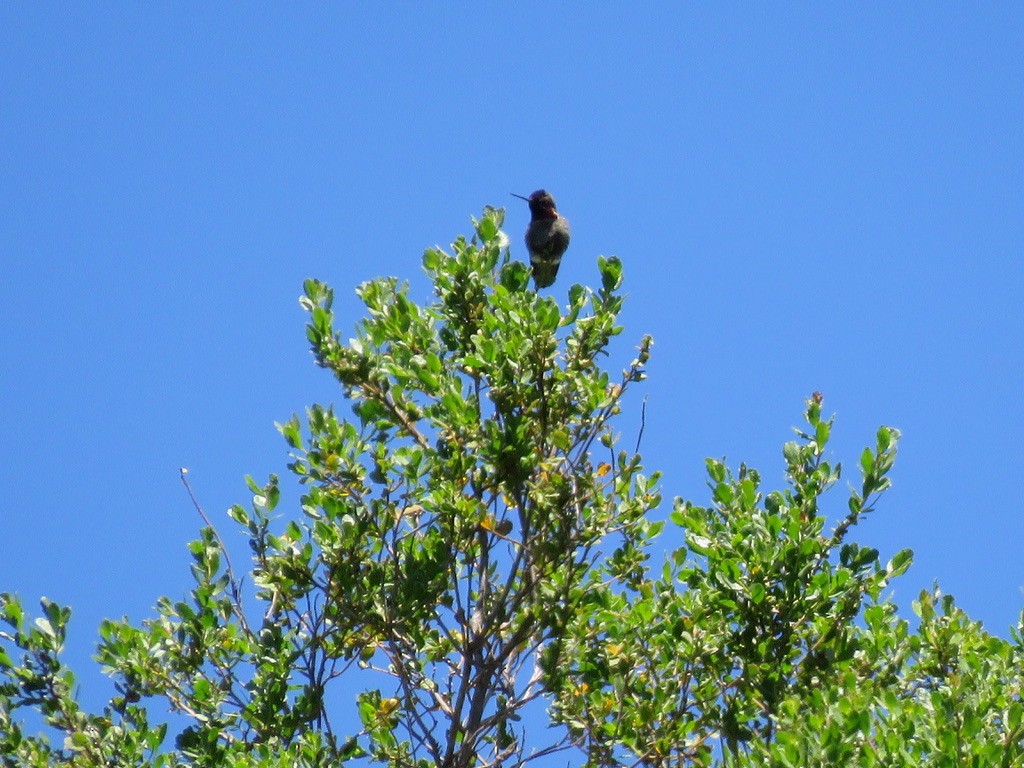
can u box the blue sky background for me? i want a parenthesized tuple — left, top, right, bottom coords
(2, 3, 1023, 733)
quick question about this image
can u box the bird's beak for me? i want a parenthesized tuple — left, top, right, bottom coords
(510, 192, 530, 201)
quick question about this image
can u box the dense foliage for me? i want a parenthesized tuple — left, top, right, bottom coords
(3, 208, 1022, 767)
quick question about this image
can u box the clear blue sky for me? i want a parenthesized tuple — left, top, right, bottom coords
(2, 5, 1022, 718)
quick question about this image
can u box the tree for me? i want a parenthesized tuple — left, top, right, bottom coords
(2, 207, 1022, 768)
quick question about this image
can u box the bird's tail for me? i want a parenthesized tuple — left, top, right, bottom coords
(531, 256, 560, 289)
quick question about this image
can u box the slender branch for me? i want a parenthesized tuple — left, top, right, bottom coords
(364, 381, 431, 449)
(634, 395, 647, 455)
(179, 468, 251, 637)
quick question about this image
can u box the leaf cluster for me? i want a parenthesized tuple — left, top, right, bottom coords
(2, 210, 1022, 768)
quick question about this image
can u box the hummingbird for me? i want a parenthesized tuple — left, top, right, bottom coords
(511, 189, 570, 289)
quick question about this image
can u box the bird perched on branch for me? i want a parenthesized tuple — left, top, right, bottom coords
(511, 189, 570, 289)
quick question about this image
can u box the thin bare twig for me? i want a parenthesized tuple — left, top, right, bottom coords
(179, 468, 251, 636)
(634, 395, 648, 455)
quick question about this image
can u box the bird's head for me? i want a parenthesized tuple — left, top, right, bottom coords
(512, 189, 558, 218)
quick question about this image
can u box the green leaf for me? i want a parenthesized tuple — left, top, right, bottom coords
(476, 215, 498, 242)
(415, 367, 439, 392)
(33, 616, 55, 640)
(814, 419, 830, 450)
(537, 297, 561, 330)
(782, 440, 802, 465)
(1, 594, 24, 629)
(877, 425, 900, 452)
(859, 447, 874, 475)
(687, 534, 712, 554)
(705, 458, 726, 483)
(227, 504, 250, 525)
(422, 247, 442, 271)
(1008, 701, 1023, 731)
(276, 413, 304, 449)
(599, 255, 624, 292)
(886, 548, 913, 578)
(713, 482, 733, 505)
(499, 260, 530, 291)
